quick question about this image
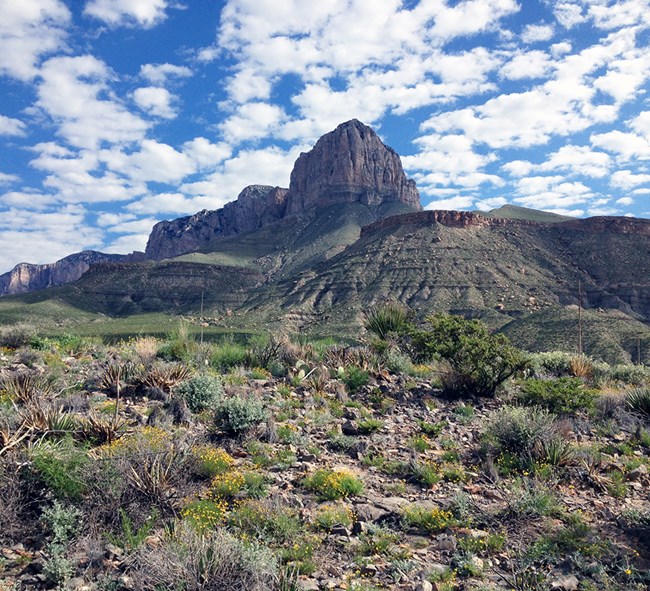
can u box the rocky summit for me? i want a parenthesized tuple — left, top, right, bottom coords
(144, 119, 420, 261)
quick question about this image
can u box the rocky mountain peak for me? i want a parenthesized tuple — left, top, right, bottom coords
(145, 120, 420, 260)
(285, 119, 421, 214)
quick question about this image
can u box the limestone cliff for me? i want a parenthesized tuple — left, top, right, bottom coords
(145, 120, 420, 260)
(285, 119, 420, 214)
(0, 250, 145, 296)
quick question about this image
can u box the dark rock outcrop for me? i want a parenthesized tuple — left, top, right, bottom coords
(0, 250, 145, 296)
(145, 185, 289, 260)
(285, 119, 420, 214)
(145, 120, 420, 260)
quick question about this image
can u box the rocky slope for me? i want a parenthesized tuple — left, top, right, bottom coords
(0, 251, 145, 297)
(145, 119, 420, 260)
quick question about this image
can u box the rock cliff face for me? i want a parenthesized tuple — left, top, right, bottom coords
(0, 251, 145, 296)
(145, 185, 289, 260)
(285, 119, 420, 214)
(145, 120, 421, 260)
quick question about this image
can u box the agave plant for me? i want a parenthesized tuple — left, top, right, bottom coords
(138, 362, 193, 393)
(364, 302, 411, 341)
(626, 387, 650, 418)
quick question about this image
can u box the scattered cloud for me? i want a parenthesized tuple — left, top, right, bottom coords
(140, 63, 192, 85)
(0, 0, 71, 81)
(36, 55, 150, 149)
(521, 23, 554, 43)
(0, 115, 27, 136)
(84, 0, 173, 28)
(133, 86, 177, 119)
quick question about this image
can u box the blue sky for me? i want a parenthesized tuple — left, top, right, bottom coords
(0, 0, 649, 273)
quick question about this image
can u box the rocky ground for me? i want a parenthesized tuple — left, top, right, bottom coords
(0, 335, 649, 591)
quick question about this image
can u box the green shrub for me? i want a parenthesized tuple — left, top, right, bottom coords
(176, 373, 223, 412)
(214, 395, 268, 435)
(517, 377, 597, 414)
(409, 314, 526, 397)
(30, 437, 90, 501)
(228, 499, 302, 543)
(402, 505, 456, 533)
(528, 351, 573, 377)
(312, 502, 355, 531)
(342, 366, 369, 394)
(210, 340, 248, 371)
(357, 417, 383, 434)
(303, 468, 364, 500)
(411, 460, 442, 487)
(483, 405, 556, 469)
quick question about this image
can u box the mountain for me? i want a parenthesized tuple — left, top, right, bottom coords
(145, 119, 420, 260)
(0, 120, 649, 363)
(0, 250, 145, 297)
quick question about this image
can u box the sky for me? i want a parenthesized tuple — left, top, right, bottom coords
(0, 0, 649, 273)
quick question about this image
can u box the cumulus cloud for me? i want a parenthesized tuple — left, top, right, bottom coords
(0, 0, 70, 80)
(84, 0, 173, 28)
(133, 86, 177, 119)
(0, 204, 103, 269)
(610, 170, 650, 189)
(0, 115, 27, 136)
(140, 63, 192, 85)
(36, 55, 150, 149)
(424, 196, 475, 210)
(521, 23, 554, 43)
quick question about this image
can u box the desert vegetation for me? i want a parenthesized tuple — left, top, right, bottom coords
(0, 311, 648, 591)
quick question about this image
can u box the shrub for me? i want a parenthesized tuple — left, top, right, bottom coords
(312, 502, 355, 531)
(214, 395, 268, 436)
(517, 377, 597, 414)
(228, 499, 302, 543)
(402, 505, 456, 533)
(209, 470, 245, 499)
(130, 524, 280, 591)
(342, 366, 369, 394)
(483, 405, 557, 468)
(210, 340, 248, 371)
(29, 437, 90, 501)
(182, 498, 228, 532)
(411, 460, 442, 487)
(364, 302, 411, 341)
(303, 468, 364, 500)
(191, 445, 234, 478)
(176, 373, 223, 413)
(409, 314, 526, 397)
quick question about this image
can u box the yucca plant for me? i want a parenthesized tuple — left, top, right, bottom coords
(626, 387, 650, 418)
(98, 361, 134, 396)
(536, 436, 574, 466)
(138, 362, 193, 393)
(79, 413, 126, 445)
(1, 373, 51, 406)
(364, 302, 411, 341)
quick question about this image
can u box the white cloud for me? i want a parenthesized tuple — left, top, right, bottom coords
(521, 24, 554, 43)
(127, 192, 217, 215)
(610, 170, 650, 189)
(0, 173, 19, 184)
(514, 175, 595, 209)
(0, 115, 27, 136)
(0, 205, 103, 269)
(102, 233, 149, 254)
(552, 2, 586, 29)
(591, 130, 650, 159)
(220, 102, 287, 143)
(180, 145, 301, 206)
(501, 50, 551, 80)
(0, 0, 70, 81)
(95, 211, 136, 227)
(182, 138, 232, 169)
(475, 196, 508, 210)
(616, 197, 634, 206)
(502, 160, 534, 177)
(101, 140, 197, 184)
(540, 145, 611, 177)
(133, 86, 177, 119)
(84, 0, 172, 28)
(36, 55, 150, 149)
(140, 63, 192, 85)
(424, 196, 474, 210)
